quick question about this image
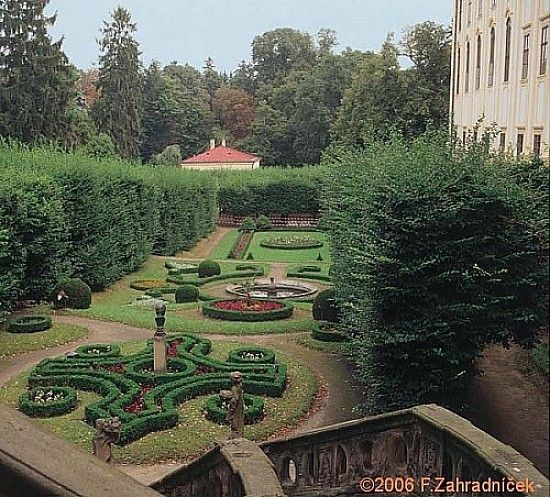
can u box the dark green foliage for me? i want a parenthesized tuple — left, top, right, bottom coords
(19, 387, 77, 418)
(22, 334, 286, 444)
(217, 167, 324, 215)
(246, 253, 254, 260)
(204, 394, 264, 425)
(94, 7, 142, 159)
(0, 0, 75, 144)
(255, 215, 272, 230)
(9, 316, 52, 334)
(312, 289, 340, 323)
(54, 279, 92, 309)
(240, 217, 256, 231)
(311, 321, 350, 343)
(531, 343, 549, 376)
(202, 300, 294, 322)
(166, 267, 264, 287)
(316, 252, 324, 261)
(198, 260, 221, 278)
(175, 285, 199, 303)
(325, 134, 547, 413)
(0, 143, 218, 311)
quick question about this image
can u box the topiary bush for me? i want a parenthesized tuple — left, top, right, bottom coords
(198, 260, 221, 278)
(240, 217, 256, 231)
(311, 321, 350, 343)
(312, 289, 340, 323)
(53, 278, 92, 309)
(255, 215, 272, 231)
(9, 315, 52, 334)
(175, 285, 199, 303)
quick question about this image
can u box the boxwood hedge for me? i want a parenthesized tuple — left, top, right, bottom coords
(204, 394, 265, 425)
(9, 315, 52, 334)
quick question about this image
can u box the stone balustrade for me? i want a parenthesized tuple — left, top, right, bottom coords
(259, 404, 549, 497)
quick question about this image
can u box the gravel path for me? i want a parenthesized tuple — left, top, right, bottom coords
(175, 227, 232, 259)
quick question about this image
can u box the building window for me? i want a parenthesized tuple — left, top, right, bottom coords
(522, 33, 530, 79)
(492, 0, 496, 7)
(533, 134, 542, 157)
(456, 48, 461, 94)
(459, 0, 463, 32)
(463, 130, 467, 144)
(476, 35, 482, 89)
(465, 42, 471, 92)
(541, 26, 548, 75)
(517, 133, 524, 156)
(467, 0, 472, 25)
(504, 18, 512, 82)
(488, 27, 496, 86)
(499, 132, 506, 152)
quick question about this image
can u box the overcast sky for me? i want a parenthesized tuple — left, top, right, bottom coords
(47, 0, 452, 73)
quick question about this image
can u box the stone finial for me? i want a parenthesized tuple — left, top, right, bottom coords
(227, 371, 244, 439)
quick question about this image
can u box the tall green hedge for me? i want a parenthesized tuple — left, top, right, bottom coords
(324, 134, 548, 413)
(216, 166, 325, 215)
(0, 142, 218, 307)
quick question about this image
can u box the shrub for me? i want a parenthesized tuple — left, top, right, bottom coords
(19, 387, 78, 418)
(246, 252, 254, 260)
(53, 278, 92, 309)
(255, 215, 272, 230)
(198, 260, 221, 278)
(317, 252, 324, 261)
(311, 321, 350, 343)
(312, 289, 340, 323)
(204, 394, 264, 425)
(175, 285, 199, 303)
(325, 134, 547, 413)
(9, 315, 52, 334)
(240, 217, 256, 231)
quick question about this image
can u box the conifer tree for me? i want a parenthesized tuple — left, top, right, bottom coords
(94, 6, 142, 159)
(0, 0, 74, 143)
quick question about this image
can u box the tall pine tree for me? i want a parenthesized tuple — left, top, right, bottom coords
(94, 6, 142, 159)
(0, 0, 74, 143)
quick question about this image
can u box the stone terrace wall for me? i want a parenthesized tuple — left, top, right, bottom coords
(260, 404, 549, 497)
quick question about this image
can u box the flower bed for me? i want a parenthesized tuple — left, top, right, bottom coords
(9, 315, 52, 334)
(19, 386, 77, 417)
(204, 393, 265, 425)
(228, 230, 254, 259)
(130, 279, 167, 291)
(165, 261, 199, 275)
(228, 346, 276, 364)
(202, 299, 294, 322)
(260, 236, 323, 250)
(19, 334, 287, 445)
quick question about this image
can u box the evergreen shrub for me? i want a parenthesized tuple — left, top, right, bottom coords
(53, 278, 92, 309)
(198, 260, 221, 278)
(312, 289, 340, 323)
(175, 285, 199, 303)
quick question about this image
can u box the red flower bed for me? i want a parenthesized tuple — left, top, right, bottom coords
(124, 385, 153, 414)
(213, 299, 284, 312)
(94, 363, 125, 374)
(196, 365, 215, 375)
(167, 339, 183, 358)
(229, 230, 253, 259)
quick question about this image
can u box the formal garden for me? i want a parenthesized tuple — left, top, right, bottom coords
(0, 137, 548, 469)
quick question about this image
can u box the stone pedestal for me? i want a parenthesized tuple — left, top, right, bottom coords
(153, 334, 167, 374)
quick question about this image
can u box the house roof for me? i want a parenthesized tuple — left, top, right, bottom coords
(182, 145, 260, 164)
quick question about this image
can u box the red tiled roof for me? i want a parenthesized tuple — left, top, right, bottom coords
(182, 145, 260, 164)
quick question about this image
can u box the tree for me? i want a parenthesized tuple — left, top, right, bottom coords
(401, 22, 452, 130)
(230, 60, 257, 95)
(0, 0, 74, 143)
(202, 57, 223, 112)
(317, 28, 338, 54)
(252, 28, 317, 84)
(212, 88, 255, 140)
(152, 144, 181, 165)
(94, 7, 143, 159)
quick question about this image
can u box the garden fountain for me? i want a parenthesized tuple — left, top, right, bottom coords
(226, 278, 318, 300)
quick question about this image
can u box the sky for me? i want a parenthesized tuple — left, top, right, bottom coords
(47, 0, 452, 73)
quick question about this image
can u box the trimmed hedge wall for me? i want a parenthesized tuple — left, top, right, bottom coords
(216, 167, 325, 216)
(20, 334, 287, 445)
(0, 143, 218, 312)
(19, 387, 77, 418)
(9, 315, 52, 333)
(202, 300, 294, 322)
(311, 321, 350, 343)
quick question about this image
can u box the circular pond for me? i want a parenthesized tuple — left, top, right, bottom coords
(226, 279, 318, 300)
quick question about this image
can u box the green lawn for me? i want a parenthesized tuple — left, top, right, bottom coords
(0, 340, 316, 464)
(0, 323, 88, 357)
(209, 230, 241, 259)
(244, 231, 331, 263)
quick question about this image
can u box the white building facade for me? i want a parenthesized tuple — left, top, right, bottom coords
(451, 0, 550, 157)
